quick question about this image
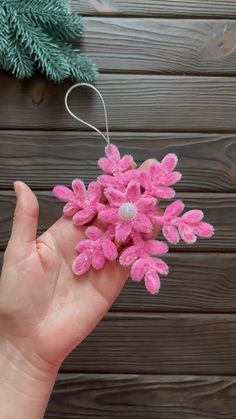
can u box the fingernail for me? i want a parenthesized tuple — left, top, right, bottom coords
(13, 181, 21, 197)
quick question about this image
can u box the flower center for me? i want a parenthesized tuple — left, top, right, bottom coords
(119, 202, 137, 221)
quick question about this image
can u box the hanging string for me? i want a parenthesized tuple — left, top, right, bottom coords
(64, 82, 110, 144)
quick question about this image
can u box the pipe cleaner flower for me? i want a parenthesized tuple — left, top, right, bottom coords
(119, 233, 169, 294)
(53, 143, 215, 294)
(154, 200, 214, 245)
(53, 179, 102, 225)
(138, 154, 182, 199)
(72, 226, 118, 275)
(100, 180, 157, 243)
(98, 144, 136, 189)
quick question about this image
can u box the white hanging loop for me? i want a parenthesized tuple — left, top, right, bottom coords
(64, 82, 110, 144)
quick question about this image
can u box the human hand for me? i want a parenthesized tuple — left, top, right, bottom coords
(0, 180, 131, 374)
(0, 159, 160, 376)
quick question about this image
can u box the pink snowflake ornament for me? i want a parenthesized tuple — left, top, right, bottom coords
(53, 143, 214, 294)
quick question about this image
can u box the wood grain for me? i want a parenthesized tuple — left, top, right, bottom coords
(1, 131, 236, 192)
(1, 252, 236, 313)
(71, 0, 236, 18)
(60, 312, 236, 374)
(2, 73, 236, 131)
(46, 373, 236, 419)
(0, 191, 230, 251)
(80, 18, 236, 74)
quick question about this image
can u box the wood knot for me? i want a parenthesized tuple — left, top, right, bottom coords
(31, 80, 46, 105)
(203, 23, 236, 60)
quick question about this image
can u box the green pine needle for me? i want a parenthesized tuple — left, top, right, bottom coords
(0, 0, 97, 82)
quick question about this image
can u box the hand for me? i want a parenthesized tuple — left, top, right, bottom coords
(0, 181, 130, 374)
(0, 161, 160, 419)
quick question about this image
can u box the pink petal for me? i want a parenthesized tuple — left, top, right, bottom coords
(121, 169, 137, 185)
(178, 224, 197, 244)
(165, 171, 182, 186)
(182, 210, 204, 224)
(194, 222, 214, 238)
(149, 162, 162, 179)
(125, 180, 141, 202)
(144, 270, 161, 294)
(137, 170, 151, 188)
(98, 174, 116, 187)
(91, 249, 105, 270)
(98, 157, 114, 174)
(115, 221, 132, 243)
(137, 197, 156, 213)
(73, 207, 95, 225)
(154, 258, 169, 275)
(87, 181, 102, 205)
(98, 207, 118, 224)
(72, 179, 86, 203)
(63, 202, 79, 216)
(105, 144, 120, 162)
(161, 153, 178, 171)
(72, 252, 91, 276)
(119, 155, 134, 171)
(163, 225, 180, 244)
(85, 226, 103, 240)
(153, 186, 176, 199)
(53, 185, 74, 202)
(119, 245, 138, 266)
(102, 239, 118, 261)
(106, 224, 116, 238)
(76, 240, 95, 253)
(133, 213, 153, 234)
(131, 258, 147, 282)
(104, 187, 125, 207)
(154, 215, 165, 227)
(164, 200, 185, 219)
(145, 240, 169, 255)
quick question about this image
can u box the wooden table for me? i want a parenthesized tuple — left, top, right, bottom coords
(1, 1, 236, 417)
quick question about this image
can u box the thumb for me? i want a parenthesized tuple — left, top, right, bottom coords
(9, 181, 39, 246)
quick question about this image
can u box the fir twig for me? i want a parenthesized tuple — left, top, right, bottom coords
(0, 0, 97, 82)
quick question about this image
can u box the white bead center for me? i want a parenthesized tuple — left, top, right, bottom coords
(119, 202, 137, 221)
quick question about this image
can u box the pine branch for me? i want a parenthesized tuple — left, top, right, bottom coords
(25, 12, 84, 41)
(56, 41, 98, 82)
(0, 6, 34, 78)
(0, 0, 97, 82)
(6, 0, 71, 15)
(10, 7, 70, 81)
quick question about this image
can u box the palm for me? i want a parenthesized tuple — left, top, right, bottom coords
(0, 191, 127, 368)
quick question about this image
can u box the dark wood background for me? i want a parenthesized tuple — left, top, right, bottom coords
(1, 1, 236, 417)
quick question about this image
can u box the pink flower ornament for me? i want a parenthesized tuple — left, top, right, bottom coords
(138, 154, 182, 199)
(53, 179, 102, 226)
(119, 234, 169, 294)
(53, 143, 214, 294)
(73, 226, 118, 275)
(100, 180, 156, 243)
(98, 144, 136, 189)
(155, 200, 214, 245)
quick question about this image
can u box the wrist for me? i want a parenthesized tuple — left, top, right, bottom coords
(0, 336, 58, 399)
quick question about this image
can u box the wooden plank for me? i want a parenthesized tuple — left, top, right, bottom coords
(1, 131, 236, 192)
(2, 73, 236, 131)
(71, 0, 236, 18)
(1, 252, 236, 313)
(46, 373, 236, 419)
(60, 313, 236, 374)
(81, 18, 236, 74)
(0, 192, 231, 251)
